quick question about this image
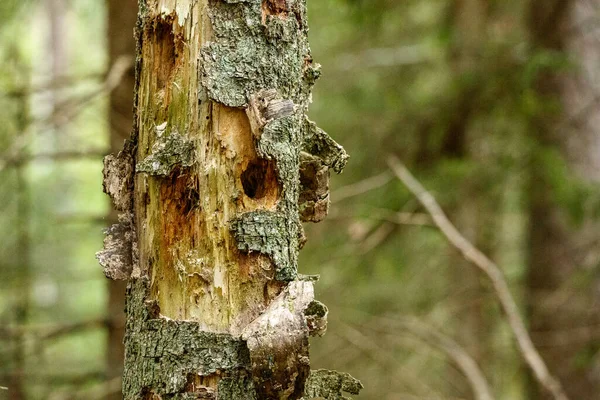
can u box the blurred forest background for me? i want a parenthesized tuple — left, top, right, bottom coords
(1, 0, 600, 399)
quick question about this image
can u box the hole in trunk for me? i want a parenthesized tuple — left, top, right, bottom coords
(241, 159, 278, 200)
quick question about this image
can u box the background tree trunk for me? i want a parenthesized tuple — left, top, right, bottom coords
(527, 1, 600, 398)
(105, 0, 137, 397)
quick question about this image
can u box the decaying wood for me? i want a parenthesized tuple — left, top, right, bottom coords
(97, 0, 360, 398)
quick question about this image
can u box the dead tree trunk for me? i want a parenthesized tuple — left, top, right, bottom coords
(527, 1, 600, 399)
(98, 0, 361, 399)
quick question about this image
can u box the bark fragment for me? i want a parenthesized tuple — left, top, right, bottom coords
(137, 130, 195, 176)
(304, 300, 328, 337)
(96, 213, 134, 281)
(247, 89, 295, 138)
(299, 152, 330, 223)
(103, 141, 135, 212)
(231, 211, 295, 281)
(200, 0, 310, 108)
(302, 117, 348, 174)
(123, 279, 253, 399)
(302, 369, 364, 400)
(99, 140, 137, 280)
(241, 281, 314, 399)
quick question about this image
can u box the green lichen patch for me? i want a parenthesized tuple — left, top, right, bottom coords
(231, 211, 296, 281)
(302, 369, 363, 400)
(137, 131, 195, 176)
(302, 118, 349, 174)
(199, 0, 313, 108)
(123, 280, 252, 399)
(304, 300, 328, 337)
(217, 371, 257, 400)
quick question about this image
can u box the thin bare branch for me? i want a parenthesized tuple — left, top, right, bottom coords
(0, 56, 133, 175)
(331, 171, 393, 203)
(0, 318, 112, 341)
(367, 316, 495, 400)
(335, 321, 444, 399)
(2, 149, 107, 168)
(359, 222, 395, 254)
(387, 155, 570, 400)
(333, 44, 431, 71)
(328, 207, 434, 227)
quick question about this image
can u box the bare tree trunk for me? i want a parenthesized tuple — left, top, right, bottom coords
(47, 0, 67, 134)
(98, 1, 360, 399)
(105, 0, 137, 397)
(11, 145, 30, 400)
(527, 1, 600, 399)
(10, 55, 31, 400)
(445, 2, 494, 397)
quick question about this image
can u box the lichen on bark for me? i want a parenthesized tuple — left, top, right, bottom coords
(231, 211, 297, 281)
(200, 0, 311, 108)
(137, 129, 195, 176)
(122, 279, 254, 399)
(302, 370, 364, 400)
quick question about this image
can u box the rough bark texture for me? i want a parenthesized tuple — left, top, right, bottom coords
(98, 0, 361, 399)
(527, 1, 600, 399)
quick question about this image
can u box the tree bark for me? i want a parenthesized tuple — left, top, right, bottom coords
(98, 1, 360, 399)
(8, 37, 31, 400)
(527, 1, 600, 399)
(106, 0, 137, 397)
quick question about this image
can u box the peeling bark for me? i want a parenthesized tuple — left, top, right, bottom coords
(242, 281, 314, 399)
(99, 0, 361, 398)
(97, 213, 135, 281)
